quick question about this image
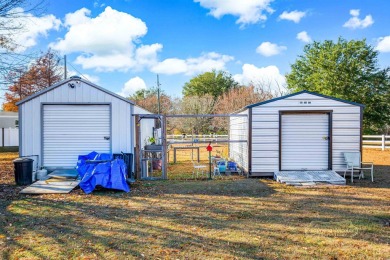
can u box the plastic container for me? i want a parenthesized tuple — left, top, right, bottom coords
(217, 160, 227, 173)
(13, 158, 34, 185)
(36, 169, 48, 180)
(227, 161, 238, 172)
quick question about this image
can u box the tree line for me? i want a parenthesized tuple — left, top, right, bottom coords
(0, 0, 388, 134)
(129, 70, 275, 134)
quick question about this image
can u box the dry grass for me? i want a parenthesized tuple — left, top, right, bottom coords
(0, 149, 389, 259)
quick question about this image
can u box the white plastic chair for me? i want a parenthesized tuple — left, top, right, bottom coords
(213, 164, 222, 178)
(192, 160, 207, 179)
(343, 152, 374, 183)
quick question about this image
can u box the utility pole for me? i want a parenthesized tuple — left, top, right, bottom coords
(64, 55, 67, 80)
(157, 74, 161, 115)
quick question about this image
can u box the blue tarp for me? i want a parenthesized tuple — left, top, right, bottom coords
(76, 151, 130, 194)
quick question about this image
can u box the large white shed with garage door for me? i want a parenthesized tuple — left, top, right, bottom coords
(229, 90, 364, 176)
(16, 76, 136, 169)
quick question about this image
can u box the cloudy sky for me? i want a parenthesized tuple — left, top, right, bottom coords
(6, 0, 390, 98)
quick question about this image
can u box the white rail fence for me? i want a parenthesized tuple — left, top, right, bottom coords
(1, 127, 19, 147)
(363, 135, 390, 150)
(167, 134, 228, 143)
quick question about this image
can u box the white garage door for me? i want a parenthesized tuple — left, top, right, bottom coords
(281, 113, 329, 171)
(43, 104, 111, 167)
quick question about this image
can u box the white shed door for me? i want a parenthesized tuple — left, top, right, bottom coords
(43, 105, 111, 167)
(281, 113, 329, 170)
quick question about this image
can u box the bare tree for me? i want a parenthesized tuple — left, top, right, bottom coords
(213, 86, 274, 132)
(177, 95, 215, 134)
(0, 0, 45, 84)
(3, 49, 63, 111)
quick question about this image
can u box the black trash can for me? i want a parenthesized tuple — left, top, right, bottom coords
(13, 158, 34, 185)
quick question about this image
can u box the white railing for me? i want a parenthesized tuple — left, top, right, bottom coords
(363, 135, 390, 150)
(0, 127, 19, 147)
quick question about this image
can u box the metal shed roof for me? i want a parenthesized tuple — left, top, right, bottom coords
(245, 90, 365, 108)
(16, 77, 135, 106)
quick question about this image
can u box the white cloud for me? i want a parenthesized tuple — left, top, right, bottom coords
(194, 0, 274, 27)
(151, 58, 188, 75)
(151, 52, 234, 75)
(51, 6, 161, 71)
(350, 9, 360, 17)
(2, 8, 61, 52)
(234, 64, 286, 90)
(256, 42, 286, 57)
(375, 36, 390, 52)
(343, 9, 374, 29)
(51, 7, 234, 74)
(135, 43, 163, 69)
(64, 7, 91, 26)
(296, 31, 312, 43)
(279, 10, 306, 23)
(118, 76, 147, 97)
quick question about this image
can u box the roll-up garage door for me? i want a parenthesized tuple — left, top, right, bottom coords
(281, 113, 329, 171)
(43, 104, 111, 167)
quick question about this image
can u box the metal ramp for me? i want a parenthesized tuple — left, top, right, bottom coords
(20, 169, 80, 194)
(274, 171, 346, 186)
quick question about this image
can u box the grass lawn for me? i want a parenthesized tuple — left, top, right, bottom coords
(0, 149, 389, 259)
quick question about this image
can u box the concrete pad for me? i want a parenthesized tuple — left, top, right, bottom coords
(20, 180, 80, 194)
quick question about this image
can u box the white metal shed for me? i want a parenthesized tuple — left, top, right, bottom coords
(229, 90, 364, 176)
(16, 77, 136, 169)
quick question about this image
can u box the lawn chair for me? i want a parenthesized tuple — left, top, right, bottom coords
(343, 152, 374, 183)
(192, 160, 207, 179)
(213, 162, 222, 178)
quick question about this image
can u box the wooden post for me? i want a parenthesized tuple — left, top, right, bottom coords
(135, 115, 141, 179)
(1, 128, 4, 147)
(161, 115, 167, 179)
(173, 147, 177, 164)
(209, 150, 212, 180)
(382, 135, 385, 151)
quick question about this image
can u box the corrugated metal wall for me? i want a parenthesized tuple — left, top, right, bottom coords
(19, 80, 133, 167)
(229, 110, 249, 171)
(251, 92, 361, 174)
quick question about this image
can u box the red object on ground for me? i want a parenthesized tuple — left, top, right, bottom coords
(206, 143, 213, 152)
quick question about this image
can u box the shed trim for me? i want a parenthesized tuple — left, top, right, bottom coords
(246, 90, 364, 108)
(16, 78, 135, 106)
(248, 107, 252, 175)
(18, 106, 22, 155)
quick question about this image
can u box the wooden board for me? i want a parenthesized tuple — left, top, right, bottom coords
(20, 169, 80, 194)
(20, 180, 80, 194)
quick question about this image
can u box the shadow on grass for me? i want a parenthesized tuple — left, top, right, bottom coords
(1, 151, 389, 259)
(1, 175, 389, 259)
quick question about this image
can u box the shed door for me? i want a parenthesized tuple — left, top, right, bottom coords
(43, 104, 111, 167)
(281, 113, 329, 171)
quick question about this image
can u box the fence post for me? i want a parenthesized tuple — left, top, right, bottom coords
(1, 128, 4, 147)
(382, 135, 385, 151)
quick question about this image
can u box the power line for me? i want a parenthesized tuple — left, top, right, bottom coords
(66, 62, 91, 82)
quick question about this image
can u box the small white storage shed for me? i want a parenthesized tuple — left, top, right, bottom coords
(16, 77, 136, 169)
(229, 90, 364, 176)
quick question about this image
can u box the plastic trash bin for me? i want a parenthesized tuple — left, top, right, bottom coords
(13, 158, 34, 185)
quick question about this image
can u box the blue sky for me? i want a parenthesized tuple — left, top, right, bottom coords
(5, 0, 390, 99)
